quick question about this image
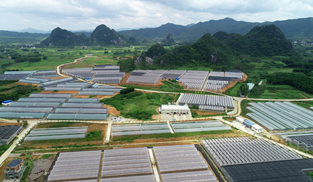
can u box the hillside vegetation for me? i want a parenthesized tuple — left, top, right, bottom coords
(127, 25, 298, 71)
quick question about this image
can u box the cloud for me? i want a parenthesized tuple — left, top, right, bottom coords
(0, 0, 312, 31)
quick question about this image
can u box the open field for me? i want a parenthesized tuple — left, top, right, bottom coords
(17, 122, 107, 150)
(110, 128, 244, 144)
(102, 92, 175, 120)
(259, 85, 312, 99)
(4, 46, 137, 71)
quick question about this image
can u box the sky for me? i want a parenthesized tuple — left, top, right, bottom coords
(0, 0, 313, 32)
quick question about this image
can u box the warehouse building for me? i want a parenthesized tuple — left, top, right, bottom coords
(159, 104, 190, 114)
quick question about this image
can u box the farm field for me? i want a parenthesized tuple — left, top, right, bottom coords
(3, 46, 142, 71)
(17, 122, 107, 150)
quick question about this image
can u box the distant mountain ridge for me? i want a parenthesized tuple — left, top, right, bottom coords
(119, 17, 313, 41)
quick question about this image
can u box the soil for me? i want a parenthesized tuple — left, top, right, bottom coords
(195, 110, 223, 115)
(44, 76, 66, 80)
(40, 90, 80, 94)
(74, 92, 118, 100)
(103, 104, 120, 115)
(0, 122, 19, 126)
(152, 107, 161, 120)
(28, 156, 55, 182)
(18, 82, 41, 87)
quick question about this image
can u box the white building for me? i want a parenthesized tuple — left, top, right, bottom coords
(159, 104, 190, 114)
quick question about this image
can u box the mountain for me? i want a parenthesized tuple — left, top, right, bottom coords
(40, 27, 87, 46)
(118, 23, 187, 41)
(0, 30, 49, 39)
(119, 17, 313, 41)
(131, 24, 296, 70)
(90, 24, 124, 45)
(161, 33, 175, 46)
(17, 27, 50, 34)
(213, 24, 293, 57)
(40, 24, 125, 46)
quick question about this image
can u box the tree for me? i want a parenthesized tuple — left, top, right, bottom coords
(43, 56, 47, 60)
(240, 84, 249, 96)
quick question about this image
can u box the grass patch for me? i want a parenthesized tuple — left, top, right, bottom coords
(112, 130, 233, 142)
(102, 92, 174, 120)
(86, 131, 102, 138)
(21, 159, 33, 181)
(122, 84, 220, 95)
(240, 100, 250, 116)
(225, 82, 241, 96)
(40, 154, 54, 159)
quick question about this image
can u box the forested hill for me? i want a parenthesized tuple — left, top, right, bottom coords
(40, 25, 125, 47)
(119, 17, 313, 41)
(213, 25, 293, 57)
(130, 25, 298, 71)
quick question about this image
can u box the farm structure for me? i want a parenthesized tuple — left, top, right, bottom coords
(277, 131, 313, 152)
(177, 94, 234, 111)
(44, 82, 89, 91)
(170, 120, 231, 133)
(47, 97, 108, 120)
(153, 145, 218, 182)
(0, 93, 68, 119)
(24, 126, 88, 141)
(0, 91, 110, 120)
(0, 71, 36, 80)
(111, 123, 171, 136)
(222, 159, 313, 182)
(178, 70, 209, 90)
(0, 125, 23, 145)
(202, 137, 302, 167)
(62, 66, 125, 84)
(127, 70, 168, 84)
(236, 117, 264, 133)
(42, 77, 78, 88)
(246, 102, 313, 131)
(101, 148, 155, 180)
(159, 104, 190, 114)
(77, 87, 122, 96)
(48, 150, 102, 182)
(203, 71, 245, 92)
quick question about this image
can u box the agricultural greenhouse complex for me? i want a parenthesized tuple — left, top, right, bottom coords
(247, 102, 313, 130)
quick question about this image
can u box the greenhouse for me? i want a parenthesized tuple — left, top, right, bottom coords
(47, 113, 108, 120)
(0, 112, 48, 119)
(68, 98, 99, 103)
